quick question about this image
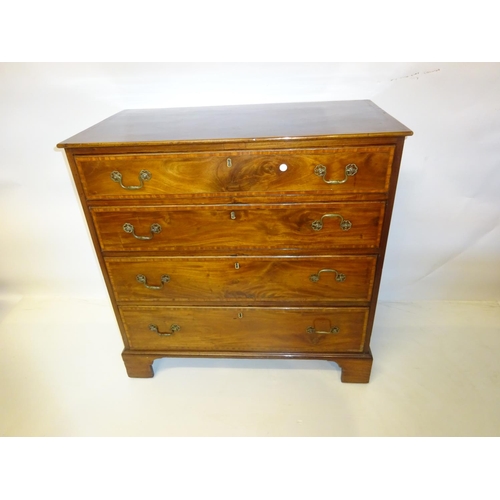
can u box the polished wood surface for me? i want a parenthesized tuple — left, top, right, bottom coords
(59, 100, 412, 383)
(105, 255, 377, 304)
(76, 146, 394, 200)
(121, 350, 374, 381)
(58, 100, 412, 148)
(119, 306, 369, 353)
(91, 202, 385, 252)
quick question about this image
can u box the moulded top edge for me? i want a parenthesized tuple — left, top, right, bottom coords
(57, 100, 413, 149)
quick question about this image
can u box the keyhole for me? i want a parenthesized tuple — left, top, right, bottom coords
(235, 262, 240, 269)
(230, 211, 236, 220)
(279, 164, 288, 172)
(238, 312, 243, 319)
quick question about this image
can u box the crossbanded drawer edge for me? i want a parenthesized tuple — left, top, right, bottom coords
(75, 146, 395, 199)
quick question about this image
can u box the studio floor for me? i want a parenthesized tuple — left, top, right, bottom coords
(0, 298, 499, 436)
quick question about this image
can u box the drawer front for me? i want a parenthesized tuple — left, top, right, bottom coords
(76, 147, 394, 199)
(92, 202, 385, 252)
(106, 255, 377, 304)
(120, 306, 369, 353)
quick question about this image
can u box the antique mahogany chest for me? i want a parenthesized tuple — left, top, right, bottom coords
(58, 100, 412, 382)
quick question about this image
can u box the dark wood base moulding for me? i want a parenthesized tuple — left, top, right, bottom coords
(122, 350, 374, 383)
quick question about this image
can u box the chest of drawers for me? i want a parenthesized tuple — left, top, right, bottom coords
(58, 100, 412, 383)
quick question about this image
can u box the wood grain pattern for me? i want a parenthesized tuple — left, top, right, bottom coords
(120, 349, 373, 382)
(105, 255, 377, 304)
(119, 306, 369, 353)
(121, 351, 156, 378)
(76, 146, 394, 200)
(91, 202, 386, 252)
(58, 101, 412, 382)
(336, 356, 373, 383)
(58, 100, 412, 148)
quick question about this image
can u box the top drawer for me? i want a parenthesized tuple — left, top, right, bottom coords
(75, 146, 395, 200)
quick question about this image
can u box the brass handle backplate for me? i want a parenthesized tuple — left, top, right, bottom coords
(123, 222, 162, 240)
(136, 274, 170, 290)
(314, 163, 358, 184)
(311, 214, 352, 231)
(149, 324, 180, 336)
(310, 269, 346, 283)
(306, 326, 340, 335)
(111, 169, 152, 190)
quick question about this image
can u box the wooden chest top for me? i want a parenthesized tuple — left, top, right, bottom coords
(57, 100, 412, 148)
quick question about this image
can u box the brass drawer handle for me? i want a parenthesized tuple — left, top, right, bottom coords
(314, 163, 358, 184)
(311, 214, 352, 231)
(136, 274, 170, 290)
(111, 169, 152, 190)
(123, 222, 161, 240)
(310, 269, 346, 283)
(306, 326, 339, 335)
(149, 324, 180, 336)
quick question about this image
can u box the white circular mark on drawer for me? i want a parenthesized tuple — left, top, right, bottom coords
(279, 163, 288, 172)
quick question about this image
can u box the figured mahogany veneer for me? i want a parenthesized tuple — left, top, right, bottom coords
(76, 146, 394, 199)
(119, 306, 369, 352)
(91, 202, 386, 252)
(105, 255, 377, 304)
(58, 100, 412, 383)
